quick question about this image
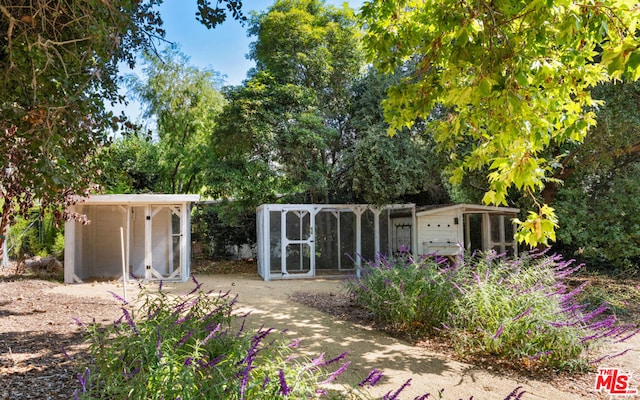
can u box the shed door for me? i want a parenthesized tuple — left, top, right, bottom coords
(280, 207, 315, 277)
(136, 205, 182, 281)
(127, 205, 184, 280)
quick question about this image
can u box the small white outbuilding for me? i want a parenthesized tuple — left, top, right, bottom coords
(404, 204, 519, 257)
(64, 194, 199, 284)
(256, 203, 520, 281)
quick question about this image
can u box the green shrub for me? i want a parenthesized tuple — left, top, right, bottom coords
(347, 254, 457, 331)
(347, 251, 639, 371)
(74, 278, 351, 400)
(7, 210, 63, 259)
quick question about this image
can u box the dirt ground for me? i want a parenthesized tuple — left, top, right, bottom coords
(1, 264, 639, 399)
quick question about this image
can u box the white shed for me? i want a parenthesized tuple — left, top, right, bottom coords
(410, 204, 519, 257)
(64, 194, 199, 284)
(256, 203, 416, 281)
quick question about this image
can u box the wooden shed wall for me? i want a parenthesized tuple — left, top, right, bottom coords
(416, 209, 463, 255)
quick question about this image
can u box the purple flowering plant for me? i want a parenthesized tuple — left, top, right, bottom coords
(74, 278, 356, 399)
(347, 250, 639, 371)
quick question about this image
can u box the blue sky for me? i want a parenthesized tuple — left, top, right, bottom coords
(119, 0, 365, 121)
(155, 0, 365, 86)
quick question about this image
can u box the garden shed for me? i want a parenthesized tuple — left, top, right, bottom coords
(64, 194, 199, 284)
(257, 203, 520, 281)
(408, 204, 520, 257)
(256, 204, 416, 281)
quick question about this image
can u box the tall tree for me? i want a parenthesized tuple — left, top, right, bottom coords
(94, 132, 161, 194)
(216, 0, 364, 204)
(360, 0, 640, 246)
(127, 46, 227, 194)
(0, 0, 164, 257)
(552, 80, 640, 270)
(0, 0, 246, 258)
(345, 68, 450, 205)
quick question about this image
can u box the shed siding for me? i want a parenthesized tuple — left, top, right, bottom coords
(417, 210, 461, 255)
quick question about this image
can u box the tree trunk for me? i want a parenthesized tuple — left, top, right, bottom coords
(541, 181, 558, 205)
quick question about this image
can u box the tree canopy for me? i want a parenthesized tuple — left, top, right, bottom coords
(0, 0, 165, 254)
(127, 46, 227, 194)
(214, 0, 365, 205)
(0, 0, 246, 258)
(360, 0, 640, 246)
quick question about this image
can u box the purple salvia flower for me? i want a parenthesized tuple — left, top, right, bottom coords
(559, 281, 589, 303)
(201, 323, 221, 346)
(179, 330, 194, 345)
(559, 303, 586, 315)
(198, 354, 224, 369)
(319, 361, 351, 384)
(121, 307, 139, 336)
(73, 389, 79, 400)
(72, 317, 85, 327)
(184, 357, 192, 366)
(307, 353, 325, 370)
(124, 365, 141, 379)
(512, 307, 531, 322)
(278, 369, 292, 395)
(108, 290, 129, 304)
(77, 368, 89, 393)
(590, 348, 632, 364)
(158, 279, 163, 291)
(358, 368, 384, 387)
(413, 394, 431, 400)
(237, 319, 247, 336)
(61, 346, 72, 361)
(147, 305, 161, 321)
(472, 271, 482, 285)
(156, 326, 162, 359)
(289, 338, 301, 348)
(187, 278, 203, 295)
(383, 378, 412, 400)
(504, 386, 525, 400)
(580, 303, 611, 323)
(492, 324, 505, 339)
(451, 281, 465, 294)
(613, 326, 640, 343)
(320, 351, 348, 367)
(585, 315, 616, 331)
(262, 376, 271, 390)
(239, 363, 255, 400)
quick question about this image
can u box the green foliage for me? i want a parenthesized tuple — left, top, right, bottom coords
(346, 68, 451, 205)
(127, 45, 227, 194)
(76, 280, 347, 399)
(0, 0, 165, 256)
(191, 204, 256, 259)
(360, 0, 640, 246)
(7, 210, 63, 259)
(95, 133, 161, 194)
(347, 254, 457, 330)
(211, 0, 364, 204)
(348, 252, 637, 371)
(555, 164, 640, 272)
(550, 81, 640, 272)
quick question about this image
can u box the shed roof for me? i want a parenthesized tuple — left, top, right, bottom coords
(74, 194, 200, 205)
(416, 203, 519, 217)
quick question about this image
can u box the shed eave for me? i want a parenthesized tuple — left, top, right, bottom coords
(416, 203, 519, 217)
(72, 194, 200, 205)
